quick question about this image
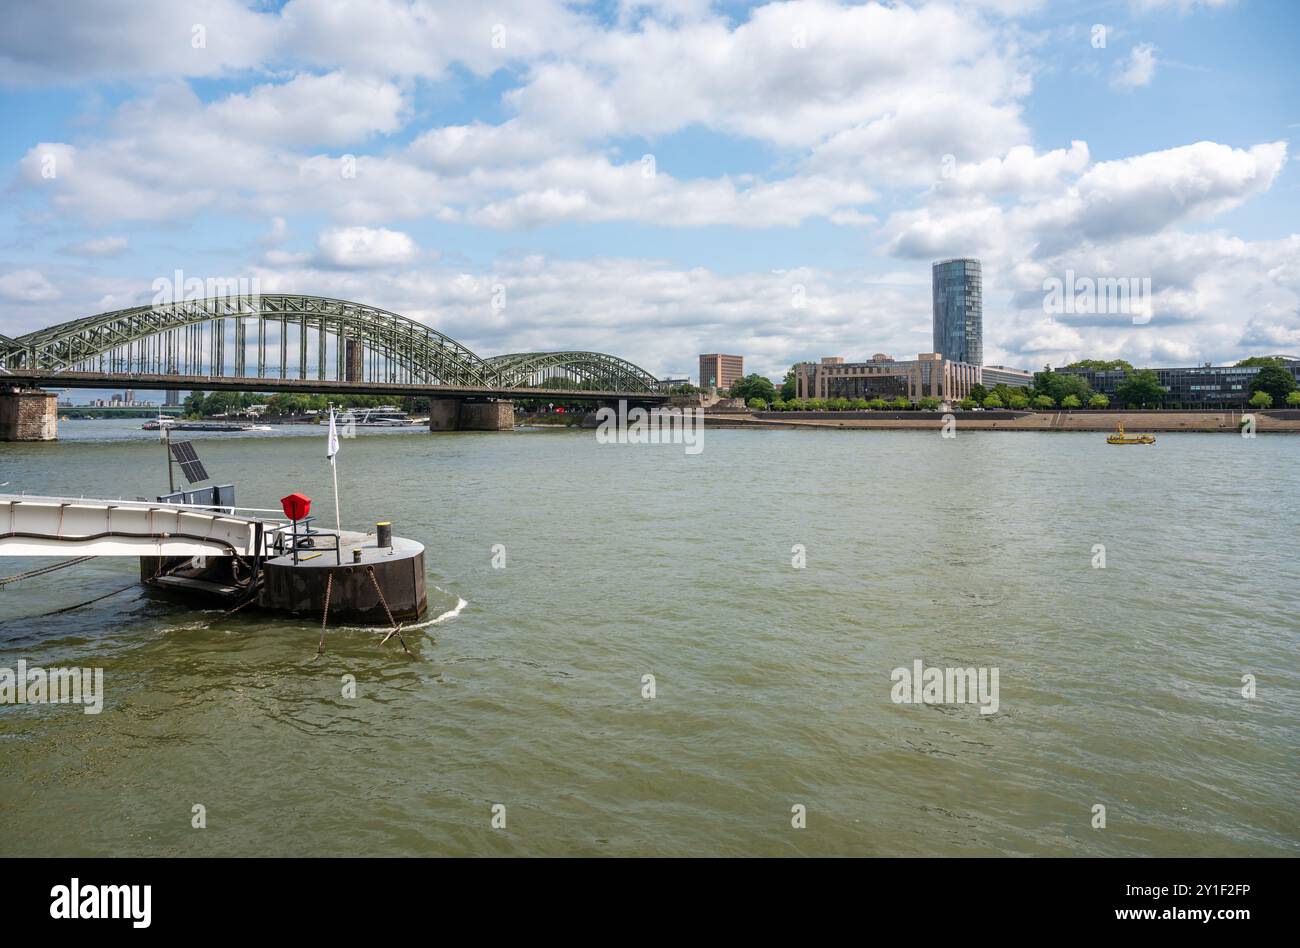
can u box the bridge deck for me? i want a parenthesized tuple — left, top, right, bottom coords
(2, 370, 668, 402)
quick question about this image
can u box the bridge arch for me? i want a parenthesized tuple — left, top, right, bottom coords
(1, 294, 493, 386)
(486, 351, 659, 393)
(0, 294, 660, 393)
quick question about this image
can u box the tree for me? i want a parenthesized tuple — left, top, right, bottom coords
(850, 398, 868, 410)
(918, 396, 941, 410)
(958, 397, 977, 410)
(1115, 369, 1164, 408)
(748, 397, 768, 411)
(1065, 359, 1134, 372)
(1287, 391, 1300, 407)
(1061, 394, 1081, 409)
(1033, 394, 1056, 410)
(968, 383, 988, 403)
(890, 396, 911, 410)
(982, 394, 1003, 409)
(1248, 390, 1273, 409)
(1236, 356, 1285, 368)
(868, 398, 887, 410)
(1008, 392, 1029, 410)
(1088, 394, 1110, 409)
(1249, 365, 1297, 404)
(781, 367, 797, 402)
(990, 383, 1018, 406)
(729, 374, 778, 404)
(1033, 370, 1093, 404)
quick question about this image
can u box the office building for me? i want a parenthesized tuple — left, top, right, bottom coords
(654, 374, 692, 392)
(699, 353, 744, 392)
(1056, 357, 1300, 409)
(795, 353, 980, 404)
(981, 365, 1034, 389)
(932, 258, 983, 366)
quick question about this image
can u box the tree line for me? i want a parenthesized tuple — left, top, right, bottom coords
(725, 359, 1300, 412)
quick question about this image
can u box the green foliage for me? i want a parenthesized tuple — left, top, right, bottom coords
(1064, 359, 1134, 372)
(1287, 391, 1300, 407)
(1033, 370, 1093, 403)
(889, 396, 911, 410)
(1061, 394, 1081, 409)
(1235, 356, 1286, 368)
(781, 367, 797, 402)
(729, 374, 778, 404)
(868, 398, 887, 410)
(1088, 394, 1110, 409)
(747, 397, 768, 411)
(1248, 365, 1297, 403)
(917, 396, 941, 410)
(982, 394, 1003, 409)
(958, 397, 977, 410)
(1007, 392, 1029, 410)
(1033, 394, 1056, 409)
(1248, 390, 1273, 409)
(968, 383, 988, 403)
(1114, 369, 1165, 408)
(988, 383, 1015, 406)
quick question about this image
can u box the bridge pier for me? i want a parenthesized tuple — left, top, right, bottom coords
(428, 398, 514, 431)
(0, 388, 58, 441)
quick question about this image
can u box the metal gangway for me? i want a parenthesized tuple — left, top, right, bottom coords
(0, 493, 290, 558)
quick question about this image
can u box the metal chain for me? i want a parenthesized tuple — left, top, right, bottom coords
(366, 566, 411, 655)
(0, 555, 95, 588)
(315, 569, 334, 659)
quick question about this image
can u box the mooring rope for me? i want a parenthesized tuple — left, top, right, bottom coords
(0, 555, 96, 588)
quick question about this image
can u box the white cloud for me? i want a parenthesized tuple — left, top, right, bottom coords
(1130, 0, 1233, 12)
(206, 72, 408, 146)
(1113, 42, 1159, 89)
(316, 226, 419, 268)
(0, 0, 278, 83)
(61, 235, 128, 257)
(0, 270, 60, 302)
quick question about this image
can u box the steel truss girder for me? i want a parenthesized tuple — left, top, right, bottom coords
(1, 296, 660, 393)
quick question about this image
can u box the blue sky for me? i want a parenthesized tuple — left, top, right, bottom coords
(1, 0, 1298, 383)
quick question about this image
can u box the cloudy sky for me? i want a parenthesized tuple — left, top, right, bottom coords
(2, 0, 1298, 381)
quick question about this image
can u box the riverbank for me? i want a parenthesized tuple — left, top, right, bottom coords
(704, 409, 1300, 432)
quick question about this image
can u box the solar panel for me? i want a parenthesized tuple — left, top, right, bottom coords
(169, 440, 210, 484)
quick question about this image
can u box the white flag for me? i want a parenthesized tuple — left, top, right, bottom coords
(326, 408, 340, 459)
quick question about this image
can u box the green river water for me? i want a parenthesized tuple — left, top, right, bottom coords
(1, 421, 1296, 856)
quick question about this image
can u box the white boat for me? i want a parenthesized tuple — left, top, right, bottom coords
(324, 406, 415, 427)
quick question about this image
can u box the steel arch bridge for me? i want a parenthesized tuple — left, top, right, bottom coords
(487, 352, 660, 392)
(0, 294, 661, 395)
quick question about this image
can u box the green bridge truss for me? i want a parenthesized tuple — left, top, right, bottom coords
(0, 294, 659, 393)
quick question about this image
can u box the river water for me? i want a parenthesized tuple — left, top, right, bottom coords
(1, 420, 1296, 856)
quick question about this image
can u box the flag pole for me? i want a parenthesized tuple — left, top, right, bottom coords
(331, 454, 341, 531)
(328, 406, 342, 531)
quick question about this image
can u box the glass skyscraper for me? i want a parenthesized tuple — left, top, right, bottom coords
(931, 258, 983, 366)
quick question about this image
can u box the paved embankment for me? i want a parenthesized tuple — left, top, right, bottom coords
(703, 410, 1300, 432)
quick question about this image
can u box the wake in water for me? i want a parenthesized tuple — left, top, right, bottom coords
(333, 588, 467, 633)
